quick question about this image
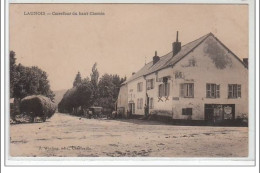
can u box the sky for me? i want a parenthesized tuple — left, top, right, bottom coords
(10, 4, 248, 91)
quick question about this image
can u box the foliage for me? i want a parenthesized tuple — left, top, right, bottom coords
(96, 74, 125, 110)
(10, 51, 55, 101)
(10, 51, 17, 98)
(58, 77, 94, 113)
(58, 63, 126, 115)
(73, 71, 82, 87)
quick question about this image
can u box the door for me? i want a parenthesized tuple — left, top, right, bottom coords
(146, 96, 149, 116)
(205, 104, 214, 122)
(128, 103, 135, 115)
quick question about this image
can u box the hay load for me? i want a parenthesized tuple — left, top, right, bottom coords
(20, 95, 56, 122)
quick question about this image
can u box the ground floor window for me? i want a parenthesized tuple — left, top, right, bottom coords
(158, 83, 170, 97)
(137, 98, 143, 109)
(206, 83, 220, 98)
(182, 108, 192, 115)
(180, 83, 194, 98)
(228, 84, 241, 98)
(149, 98, 154, 109)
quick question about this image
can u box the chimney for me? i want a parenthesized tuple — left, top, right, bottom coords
(172, 31, 181, 56)
(153, 51, 160, 65)
(243, 58, 248, 67)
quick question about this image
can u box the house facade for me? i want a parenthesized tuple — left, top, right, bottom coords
(117, 32, 248, 122)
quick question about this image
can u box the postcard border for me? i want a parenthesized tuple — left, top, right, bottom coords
(3, 0, 257, 167)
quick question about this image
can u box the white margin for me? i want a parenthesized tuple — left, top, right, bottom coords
(2, 0, 258, 168)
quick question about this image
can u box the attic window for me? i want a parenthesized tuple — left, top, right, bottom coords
(188, 59, 196, 67)
(137, 82, 143, 92)
(175, 71, 183, 79)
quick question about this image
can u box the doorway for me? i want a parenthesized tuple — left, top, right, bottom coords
(128, 103, 135, 115)
(205, 104, 235, 122)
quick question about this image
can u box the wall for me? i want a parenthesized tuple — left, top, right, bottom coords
(127, 77, 146, 115)
(146, 68, 173, 116)
(117, 84, 128, 116)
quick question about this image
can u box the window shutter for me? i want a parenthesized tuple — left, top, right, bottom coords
(228, 85, 232, 98)
(180, 84, 184, 97)
(206, 84, 210, 98)
(216, 85, 220, 98)
(189, 84, 194, 97)
(158, 84, 161, 97)
(237, 85, 241, 98)
(165, 83, 170, 96)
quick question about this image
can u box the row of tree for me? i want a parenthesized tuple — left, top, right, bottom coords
(10, 51, 55, 101)
(58, 63, 126, 115)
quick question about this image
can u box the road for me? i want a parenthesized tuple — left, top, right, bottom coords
(10, 113, 248, 157)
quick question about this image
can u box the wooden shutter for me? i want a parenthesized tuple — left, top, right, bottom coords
(228, 84, 232, 98)
(159, 84, 164, 97)
(237, 85, 241, 98)
(216, 85, 220, 98)
(206, 84, 210, 98)
(180, 84, 184, 97)
(189, 84, 194, 97)
(165, 83, 170, 96)
(158, 84, 161, 97)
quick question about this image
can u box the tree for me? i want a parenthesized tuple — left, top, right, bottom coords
(90, 63, 99, 105)
(96, 74, 126, 111)
(73, 71, 82, 87)
(90, 63, 99, 87)
(10, 51, 55, 101)
(58, 77, 94, 114)
(58, 62, 127, 116)
(10, 51, 17, 98)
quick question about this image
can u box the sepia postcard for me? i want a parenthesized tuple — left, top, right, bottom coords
(4, 0, 257, 166)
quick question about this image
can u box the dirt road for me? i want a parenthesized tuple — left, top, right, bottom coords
(10, 113, 248, 157)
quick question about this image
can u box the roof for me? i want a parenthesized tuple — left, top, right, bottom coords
(124, 32, 247, 84)
(125, 33, 211, 83)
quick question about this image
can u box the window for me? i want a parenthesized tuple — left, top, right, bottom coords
(147, 79, 154, 90)
(206, 84, 220, 98)
(182, 108, 192, 115)
(175, 71, 183, 79)
(180, 83, 194, 98)
(137, 82, 143, 92)
(158, 83, 170, 97)
(228, 84, 241, 98)
(188, 59, 196, 67)
(137, 98, 143, 109)
(149, 98, 154, 109)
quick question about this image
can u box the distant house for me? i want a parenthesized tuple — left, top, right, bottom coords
(116, 83, 128, 118)
(117, 32, 248, 122)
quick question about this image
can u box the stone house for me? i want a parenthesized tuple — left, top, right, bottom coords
(117, 32, 248, 122)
